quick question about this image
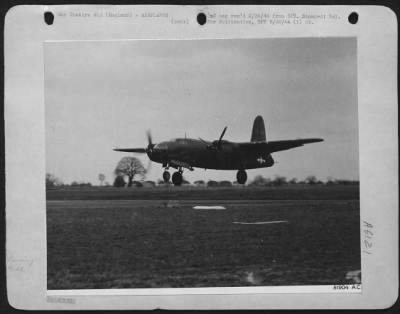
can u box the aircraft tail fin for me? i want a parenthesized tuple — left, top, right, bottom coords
(251, 115, 266, 142)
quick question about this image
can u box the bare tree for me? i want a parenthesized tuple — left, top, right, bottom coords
(114, 157, 145, 187)
(98, 173, 106, 186)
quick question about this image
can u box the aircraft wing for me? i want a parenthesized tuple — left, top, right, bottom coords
(239, 138, 323, 153)
(114, 148, 147, 153)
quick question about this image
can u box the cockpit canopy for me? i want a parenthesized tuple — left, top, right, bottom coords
(154, 142, 168, 150)
(175, 138, 188, 144)
(170, 138, 195, 144)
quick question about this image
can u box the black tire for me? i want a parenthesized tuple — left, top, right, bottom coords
(236, 170, 247, 184)
(172, 172, 183, 186)
(163, 171, 171, 182)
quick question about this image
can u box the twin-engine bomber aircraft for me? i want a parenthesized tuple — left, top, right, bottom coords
(114, 116, 323, 186)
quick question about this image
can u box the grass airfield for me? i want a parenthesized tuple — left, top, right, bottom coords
(47, 185, 360, 289)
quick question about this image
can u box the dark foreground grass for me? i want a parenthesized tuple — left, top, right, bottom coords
(47, 184, 359, 201)
(47, 198, 360, 289)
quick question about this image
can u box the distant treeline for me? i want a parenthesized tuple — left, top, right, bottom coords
(46, 173, 359, 189)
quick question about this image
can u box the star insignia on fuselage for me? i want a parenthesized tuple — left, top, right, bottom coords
(257, 157, 266, 164)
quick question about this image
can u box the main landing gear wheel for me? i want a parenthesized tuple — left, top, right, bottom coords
(236, 170, 247, 185)
(162, 171, 171, 182)
(172, 171, 183, 186)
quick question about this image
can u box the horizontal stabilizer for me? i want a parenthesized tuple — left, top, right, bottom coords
(266, 138, 323, 153)
(239, 138, 323, 153)
(114, 148, 147, 153)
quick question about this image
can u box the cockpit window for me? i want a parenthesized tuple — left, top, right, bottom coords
(155, 143, 168, 150)
(175, 138, 187, 144)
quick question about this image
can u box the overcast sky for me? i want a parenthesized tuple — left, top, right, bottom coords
(45, 37, 358, 185)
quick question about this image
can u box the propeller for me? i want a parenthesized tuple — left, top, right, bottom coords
(213, 126, 228, 150)
(114, 131, 156, 180)
(145, 130, 155, 154)
(219, 126, 227, 143)
(145, 157, 152, 176)
(144, 131, 154, 177)
(146, 130, 153, 147)
(200, 126, 228, 151)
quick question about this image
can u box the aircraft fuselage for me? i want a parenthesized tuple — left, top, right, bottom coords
(148, 138, 274, 171)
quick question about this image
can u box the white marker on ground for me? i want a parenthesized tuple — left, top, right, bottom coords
(193, 206, 226, 210)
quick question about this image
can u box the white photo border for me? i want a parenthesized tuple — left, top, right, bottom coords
(5, 5, 398, 310)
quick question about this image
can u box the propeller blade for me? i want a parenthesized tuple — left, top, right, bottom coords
(114, 148, 147, 153)
(215, 126, 228, 149)
(219, 126, 227, 142)
(146, 130, 153, 146)
(145, 158, 152, 176)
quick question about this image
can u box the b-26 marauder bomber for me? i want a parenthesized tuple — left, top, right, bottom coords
(114, 116, 323, 186)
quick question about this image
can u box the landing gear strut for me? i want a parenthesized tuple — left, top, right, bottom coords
(162, 171, 171, 182)
(236, 169, 247, 185)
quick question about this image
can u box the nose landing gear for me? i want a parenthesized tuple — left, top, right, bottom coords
(163, 165, 183, 186)
(162, 170, 171, 182)
(236, 169, 247, 185)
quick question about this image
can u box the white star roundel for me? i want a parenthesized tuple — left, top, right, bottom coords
(257, 157, 266, 164)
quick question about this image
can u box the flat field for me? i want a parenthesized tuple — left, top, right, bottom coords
(47, 185, 360, 289)
(47, 184, 358, 200)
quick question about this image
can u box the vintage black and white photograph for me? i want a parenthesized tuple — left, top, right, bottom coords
(45, 37, 360, 290)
